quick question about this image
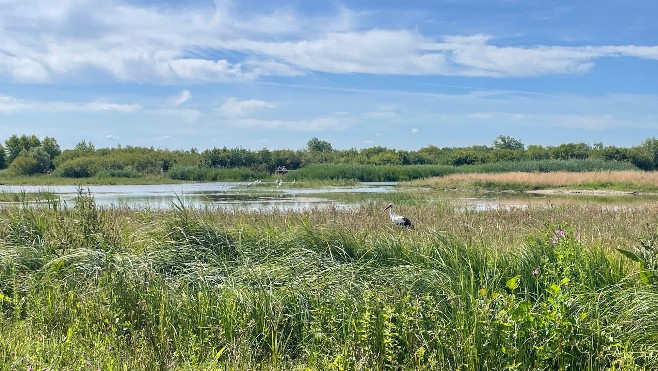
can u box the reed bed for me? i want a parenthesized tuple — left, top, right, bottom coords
(413, 170, 658, 192)
(0, 192, 657, 369)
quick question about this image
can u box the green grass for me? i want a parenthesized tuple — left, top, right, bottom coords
(0, 192, 657, 369)
(290, 164, 457, 182)
(0, 171, 184, 186)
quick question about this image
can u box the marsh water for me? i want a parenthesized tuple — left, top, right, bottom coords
(2, 181, 656, 211)
(1, 182, 397, 211)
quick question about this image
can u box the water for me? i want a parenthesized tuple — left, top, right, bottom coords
(2, 182, 654, 212)
(0, 182, 397, 211)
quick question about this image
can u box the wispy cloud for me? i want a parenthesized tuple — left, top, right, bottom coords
(173, 90, 191, 106)
(0, 94, 140, 113)
(1, 1, 656, 84)
(0, 94, 29, 112)
(218, 97, 276, 118)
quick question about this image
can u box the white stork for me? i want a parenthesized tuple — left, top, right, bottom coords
(384, 203, 414, 228)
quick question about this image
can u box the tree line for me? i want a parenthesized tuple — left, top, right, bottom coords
(2, 134, 658, 178)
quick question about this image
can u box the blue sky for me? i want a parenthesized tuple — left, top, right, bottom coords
(1, 0, 657, 151)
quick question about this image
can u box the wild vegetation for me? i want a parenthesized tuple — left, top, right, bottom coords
(412, 170, 658, 192)
(1, 134, 657, 183)
(0, 191, 657, 369)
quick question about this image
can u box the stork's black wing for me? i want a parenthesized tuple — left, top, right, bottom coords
(401, 217, 414, 228)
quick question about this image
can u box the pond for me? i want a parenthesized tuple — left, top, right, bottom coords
(2, 182, 656, 212)
(0, 182, 398, 211)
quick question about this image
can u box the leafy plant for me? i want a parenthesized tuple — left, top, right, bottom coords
(617, 224, 658, 286)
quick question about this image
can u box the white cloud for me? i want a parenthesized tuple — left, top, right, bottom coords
(366, 111, 398, 118)
(106, 134, 120, 140)
(173, 90, 191, 106)
(0, 94, 29, 112)
(234, 31, 658, 77)
(411, 128, 419, 134)
(218, 97, 275, 118)
(0, 1, 656, 83)
(82, 101, 141, 112)
(0, 94, 140, 113)
(434, 111, 658, 131)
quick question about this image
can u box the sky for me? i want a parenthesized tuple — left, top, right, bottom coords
(1, 0, 657, 152)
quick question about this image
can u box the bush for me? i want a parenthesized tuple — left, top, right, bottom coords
(8, 155, 42, 175)
(55, 157, 98, 178)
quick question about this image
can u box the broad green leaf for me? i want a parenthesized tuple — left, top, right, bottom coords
(616, 248, 642, 262)
(506, 275, 520, 291)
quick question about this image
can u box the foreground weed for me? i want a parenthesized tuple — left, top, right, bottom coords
(617, 223, 658, 286)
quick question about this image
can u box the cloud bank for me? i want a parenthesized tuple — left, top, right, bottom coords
(1, 0, 657, 84)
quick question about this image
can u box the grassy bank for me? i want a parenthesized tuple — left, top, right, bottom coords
(0, 192, 657, 369)
(0, 172, 184, 186)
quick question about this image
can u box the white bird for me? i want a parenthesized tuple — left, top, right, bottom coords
(384, 203, 414, 228)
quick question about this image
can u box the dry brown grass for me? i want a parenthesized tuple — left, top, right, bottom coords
(411, 171, 658, 190)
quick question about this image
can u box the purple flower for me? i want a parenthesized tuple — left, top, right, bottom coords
(551, 236, 558, 244)
(554, 229, 566, 238)
(532, 268, 540, 276)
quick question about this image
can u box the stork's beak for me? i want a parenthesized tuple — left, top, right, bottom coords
(383, 204, 391, 211)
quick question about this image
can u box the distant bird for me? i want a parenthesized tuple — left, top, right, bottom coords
(384, 203, 414, 228)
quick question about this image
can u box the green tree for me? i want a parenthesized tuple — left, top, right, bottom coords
(8, 155, 41, 175)
(41, 136, 62, 160)
(641, 137, 658, 170)
(448, 150, 482, 166)
(591, 146, 630, 163)
(0, 144, 5, 169)
(549, 143, 591, 160)
(74, 140, 96, 153)
(9, 146, 54, 175)
(307, 138, 333, 152)
(4, 134, 41, 163)
(493, 135, 525, 150)
(526, 145, 550, 160)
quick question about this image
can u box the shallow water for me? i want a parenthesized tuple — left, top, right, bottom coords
(0, 182, 397, 211)
(2, 182, 657, 212)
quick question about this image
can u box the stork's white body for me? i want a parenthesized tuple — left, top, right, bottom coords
(384, 203, 414, 228)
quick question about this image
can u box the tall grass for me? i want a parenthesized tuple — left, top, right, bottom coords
(461, 158, 638, 173)
(287, 160, 638, 182)
(414, 170, 658, 191)
(167, 165, 270, 181)
(0, 193, 657, 369)
(290, 164, 457, 182)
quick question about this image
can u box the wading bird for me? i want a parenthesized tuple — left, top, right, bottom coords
(384, 203, 414, 228)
